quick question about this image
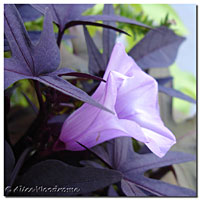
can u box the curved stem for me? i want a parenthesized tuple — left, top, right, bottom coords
(57, 28, 65, 48)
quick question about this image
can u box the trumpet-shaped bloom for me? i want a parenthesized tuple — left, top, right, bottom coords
(54, 43, 176, 157)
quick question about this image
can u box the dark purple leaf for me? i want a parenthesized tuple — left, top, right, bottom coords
(36, 75, 112, 113)
(32, 12, 60, 75)
(106, 137, 131, 169)
(32, 4, 147, 34)
(21, 91, 38, 114)
(129, 26, 185, 69)
(158, 85, 196, 103)
(4, 5, 112, 113)
(4, 31, 74, 52)
(4, 4, 59, 83)
(80, 160, 105, 169)
(16, 4, 41, 22)
(65, 20, 129, 35)
(4, 141, 15, 186)
(105, 137, 195, 174)
(82, 5, 151, 75)
(32, 4, 94, 31)
(81, 14, 151, 29)
(4, 5, 35, 79)
(156, 77, 195, 103)
(33, 4, 131, 48)
(88, 137, 196, 196)
(26, 31, 75, 45)
(102, 5, 117, 66)
(83, 26, 105, 74)
(45, 67, 74, 76)
(121, 178, 146, 196)
(14, 159, 122, 196)
(108, 185, 119, 196)
(138, 144, 151, 154)
(77, 142, 112, 168)
(27, 31, 75, 45)
(24, 31, 41, 44)
(4, 31, 41, 52)
(156, 77, 173, 85)
(124, 175, 196, 196)
(121, 151, 195, 175)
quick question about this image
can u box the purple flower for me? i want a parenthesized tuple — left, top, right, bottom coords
(54, 43, 176, 157)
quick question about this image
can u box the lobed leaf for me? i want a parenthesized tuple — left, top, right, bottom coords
(32, 4, 94, 31)
(121, 151, 195, 175)
(32, 4, 150, 34)
(106, 137, 131, 169)
(121, 178, 146, 196)
(16, 4, 41, 22)
(83, 26, 105, 74)
(32, 4, 130, 36)
(4, 5, 112, 113)
(85, 137, 196, 196)
(4, 31, 75, 52)
(129, 26, 185, 69)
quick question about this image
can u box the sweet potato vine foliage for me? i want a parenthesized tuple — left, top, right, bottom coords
(4, 4, 196, 197)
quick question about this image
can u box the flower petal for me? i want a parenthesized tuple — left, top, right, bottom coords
(103, 43, 139, 79)
(114, 59, 175, 157)
(55, 42, 176, 157)
(55, 71, 149, 151)
(142, 128, 176, 158)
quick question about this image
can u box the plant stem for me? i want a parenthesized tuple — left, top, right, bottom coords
(13, 81, 48, 159)
(33, 80, 45, 113)
(57, 28, 64, 48)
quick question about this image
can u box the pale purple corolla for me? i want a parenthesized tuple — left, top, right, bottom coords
(54, 43, 176, 157)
